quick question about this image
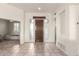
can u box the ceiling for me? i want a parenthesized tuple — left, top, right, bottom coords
(8, 3, 63, 12)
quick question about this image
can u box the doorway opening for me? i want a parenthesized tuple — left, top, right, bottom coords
(0, 18, 20, 44)
(33, 16, 46, 42)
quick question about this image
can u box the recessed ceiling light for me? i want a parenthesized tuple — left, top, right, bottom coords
(38, 7, 41, 10)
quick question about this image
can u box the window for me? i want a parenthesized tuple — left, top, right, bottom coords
(14, 22, 20, 32)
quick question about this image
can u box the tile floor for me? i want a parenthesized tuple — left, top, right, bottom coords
(0, 41, 66, 56)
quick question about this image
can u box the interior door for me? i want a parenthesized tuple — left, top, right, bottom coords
(35, 20, 43, 42)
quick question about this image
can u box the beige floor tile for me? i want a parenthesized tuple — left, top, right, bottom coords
(0, 41, 66, 56)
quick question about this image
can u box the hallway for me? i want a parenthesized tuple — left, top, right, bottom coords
(0, 3, 78, 56)
(0, 41, 66, 56)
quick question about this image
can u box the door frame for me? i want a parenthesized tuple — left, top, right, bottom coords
(33, 16, 46, 42)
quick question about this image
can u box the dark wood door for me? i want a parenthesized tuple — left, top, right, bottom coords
(35, 20, 43, 42)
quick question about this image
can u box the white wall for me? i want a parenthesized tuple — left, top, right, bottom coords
(25, 12, 55, 42)
(56, 4, 78, 56)
(0, 4, 24, 44)
(0, 19, 8, 35)
(76, 5, 79, 56)
(0, 4, 23, 21)
(56, 5, 69, 55)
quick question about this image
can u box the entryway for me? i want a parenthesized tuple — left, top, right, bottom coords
(33, 16, 46, 42)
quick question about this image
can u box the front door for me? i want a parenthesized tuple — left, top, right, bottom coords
(35, 20, 43, 42)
